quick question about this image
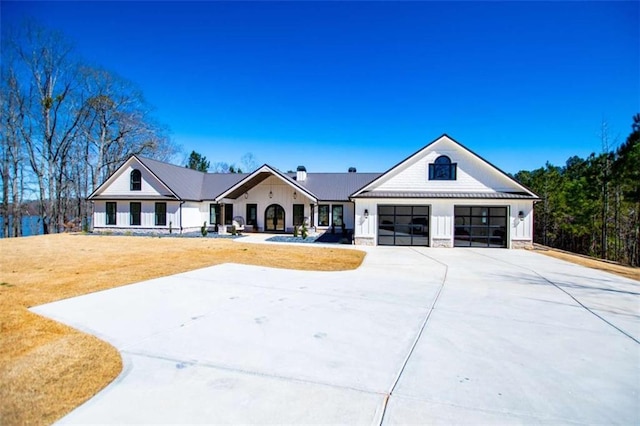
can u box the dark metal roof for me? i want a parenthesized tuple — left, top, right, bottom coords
(353, 191, 539, 199)
(202, 173, 248, 199)
(291, 173, 382, 201)
(138, 157, 207, 200)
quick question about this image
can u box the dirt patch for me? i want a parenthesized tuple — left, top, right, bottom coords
(0, 233, 365, 425)
(533, 245, 640, 281)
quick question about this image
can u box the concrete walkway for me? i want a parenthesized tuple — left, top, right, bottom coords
(32, 247, 639, 424)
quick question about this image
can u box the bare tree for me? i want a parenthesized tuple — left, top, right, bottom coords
(5, 21, 89, 233)
(240, 152, 259, 172)
(2, 20, 178, 235)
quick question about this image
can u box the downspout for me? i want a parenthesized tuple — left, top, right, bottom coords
(89, 200, 94, 232)
(179, 200, 185, 234)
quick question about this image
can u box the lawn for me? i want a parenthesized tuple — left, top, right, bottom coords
(0, 233, 366, 426)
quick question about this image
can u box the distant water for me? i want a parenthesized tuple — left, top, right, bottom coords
(0, 216, 44, 238)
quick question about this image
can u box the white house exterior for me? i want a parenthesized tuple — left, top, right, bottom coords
(89, 134, 538, 248)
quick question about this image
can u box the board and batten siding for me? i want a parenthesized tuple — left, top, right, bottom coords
(93, 200, 181, 230)
(98, 163, 174, 198)
(375, 146, 523, 193)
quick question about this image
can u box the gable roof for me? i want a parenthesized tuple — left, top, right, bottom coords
(88, 155, 181, 200)
(137, 156, 208, 201)
(350, 134, 539, 199)
(90, 134, 537, 203)
(215, 164, 318, 202)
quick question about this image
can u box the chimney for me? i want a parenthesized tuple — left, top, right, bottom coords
(348, 167, 357, 173)
(296, 165, 307, 181)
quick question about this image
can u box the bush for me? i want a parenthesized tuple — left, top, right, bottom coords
(201, 221, 208, 237)
(293, 226, 299, 237)
(301, 223, 308, 239)
(230, 225, 237, 236)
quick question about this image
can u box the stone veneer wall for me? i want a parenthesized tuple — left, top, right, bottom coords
(511, 240, 533, 249)
(431, 238, 453, 248)
(354, 237, 375, 246)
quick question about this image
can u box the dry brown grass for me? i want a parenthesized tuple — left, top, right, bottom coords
(533, 245, 640, 281)
(0, 233, 365, 426)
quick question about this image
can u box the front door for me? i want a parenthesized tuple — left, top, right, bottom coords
(265, 204, 285, 232)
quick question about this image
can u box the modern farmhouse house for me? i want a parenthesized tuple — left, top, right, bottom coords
(89, 134, 539, 248)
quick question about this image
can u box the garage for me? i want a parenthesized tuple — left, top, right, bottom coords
(378, 205, 429, 246)
(454, 206, 508, 248)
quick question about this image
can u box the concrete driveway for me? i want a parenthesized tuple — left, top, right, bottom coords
(32, 247, 639, 424)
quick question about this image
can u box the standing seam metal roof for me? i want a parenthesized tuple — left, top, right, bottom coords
(289, 173, 383, 201)
(137, 157, 378, 201)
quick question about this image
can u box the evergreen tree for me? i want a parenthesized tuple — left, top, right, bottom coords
(186, 151, 210, 172)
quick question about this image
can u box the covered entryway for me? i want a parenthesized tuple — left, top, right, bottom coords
(454, 206, 507, 248)
(378, 205, 429, 246)
(265, 204, 285, 232)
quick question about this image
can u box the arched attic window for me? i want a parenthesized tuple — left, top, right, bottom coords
(428, 155, 457, 181)
(130, 169, 142, 190)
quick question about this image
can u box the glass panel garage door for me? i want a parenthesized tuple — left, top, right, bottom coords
(454, 206, 507, 248)
(378, 205, 429, 246)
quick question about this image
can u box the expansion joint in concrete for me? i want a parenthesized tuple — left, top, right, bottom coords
(378, 249, 449, 425)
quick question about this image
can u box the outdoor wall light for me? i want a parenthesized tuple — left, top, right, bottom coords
(293, 191, 297, 199)
(518, 211, 525, 221)
(364, 209, 369, 219)
(244, 192, 248, 199)
(269, 190, 273, 198)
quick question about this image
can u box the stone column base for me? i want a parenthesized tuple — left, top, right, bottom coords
(511, 240, 533, 249)
(354, 237, 375, 246)
(431, 238, 453, 248)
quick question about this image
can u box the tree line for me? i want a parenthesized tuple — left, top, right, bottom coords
(1, 21, 178, 236)
(514, 115, 639, 266)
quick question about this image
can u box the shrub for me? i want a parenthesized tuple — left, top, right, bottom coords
(301, 223, 308, 239)
(169, 221, 172, 234)
(201, 221, 208, 237)
(293, 226, 299, 237)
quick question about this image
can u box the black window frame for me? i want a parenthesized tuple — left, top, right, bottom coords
(224, 204, 233, 225)
(130, 169, 142, 190)
(155, 202, 167, 226)
(318, 204, 330, 226)
(332, 205, 344, 226)
(293, 204, 304, 226)
(130, 202, 141, 226)
(428, 155, 457, 181)
(106, 202, 117, 226)
(209, 204, 220, 226)
(246, 204, 257, 226)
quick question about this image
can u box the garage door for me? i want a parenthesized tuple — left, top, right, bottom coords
(378, 205, 429, 246)
(454, 206, 507, 248)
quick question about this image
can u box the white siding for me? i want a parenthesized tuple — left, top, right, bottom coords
(181, 202, 202, 230)
(92, 201, 181, 231)
(354, 198, 533, 247)
(372, 137, 525, 193)
(97, 162, 173, 198)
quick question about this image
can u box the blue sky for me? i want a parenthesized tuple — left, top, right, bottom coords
(3, 1, 638, 173)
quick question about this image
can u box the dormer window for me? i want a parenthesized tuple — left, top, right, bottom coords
(130, 169, 142, 190)
(429, 155, 456, 181)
